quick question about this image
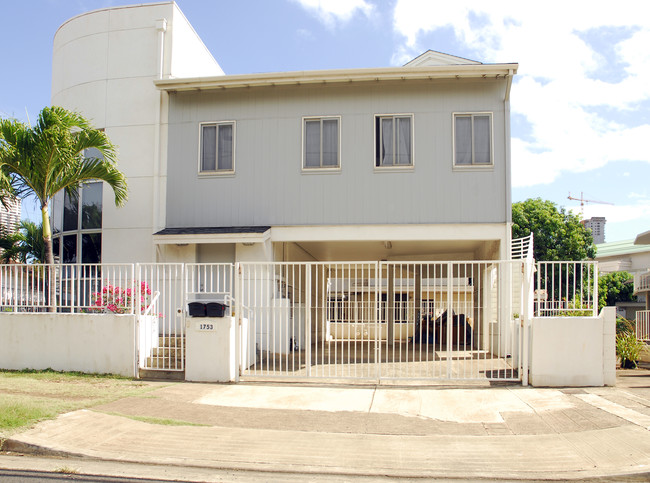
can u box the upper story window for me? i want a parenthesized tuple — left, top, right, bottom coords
(375, 115, 413, 167)
(200, 122, 235, 174)
(303, 117, 340, 170)
(454, 113, 492, 167)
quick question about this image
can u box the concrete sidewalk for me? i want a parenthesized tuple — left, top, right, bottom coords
(2, 370, 650, 481)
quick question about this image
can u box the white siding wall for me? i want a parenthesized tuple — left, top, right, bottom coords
(166, 78, 510, 228)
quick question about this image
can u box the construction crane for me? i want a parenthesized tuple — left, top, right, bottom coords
(567, 192, 614, 217)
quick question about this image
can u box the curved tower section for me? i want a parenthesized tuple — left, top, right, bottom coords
(51, 1, 222, 262)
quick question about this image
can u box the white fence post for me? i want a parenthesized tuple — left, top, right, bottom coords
(592, 262, 599, 318)
(235, 263, 242, 381)
(305, 264, 312, 377)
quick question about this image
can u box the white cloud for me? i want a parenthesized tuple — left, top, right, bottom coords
(292, 0, 374, 27)
(581, 200, 650, 225)
(392, 0, 650, 188)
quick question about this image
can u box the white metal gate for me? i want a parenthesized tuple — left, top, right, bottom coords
(239, 261, 527, 382)
(137, 263, 185, 372)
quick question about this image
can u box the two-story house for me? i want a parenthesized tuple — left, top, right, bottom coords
(50, 1, 516, 268)
(49, 1, 532, 382)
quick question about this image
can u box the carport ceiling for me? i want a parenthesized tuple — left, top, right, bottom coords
(291, 240, 498, 261)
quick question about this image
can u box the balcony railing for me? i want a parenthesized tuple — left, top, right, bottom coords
(636, 310, 650, 342)
(634, 270, 650, 295)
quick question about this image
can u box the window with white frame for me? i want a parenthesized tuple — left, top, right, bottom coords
(303, 117, 340, 169)
(200, 122, 234, 173)
(454, 113, 492, 166)
(375, 115, 413, 167)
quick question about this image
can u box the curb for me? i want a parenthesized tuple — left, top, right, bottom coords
(4, 436, 650, 482)
(1, 438, 91, 460)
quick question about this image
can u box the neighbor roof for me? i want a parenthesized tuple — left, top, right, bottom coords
(403, 50, 482, 67)
(634, 229, 650, 245)
(596, 239, 650, 258)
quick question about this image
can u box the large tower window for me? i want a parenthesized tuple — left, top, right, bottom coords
(51, 182, 103, 264)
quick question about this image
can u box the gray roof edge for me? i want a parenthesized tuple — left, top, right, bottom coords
(154, 226, 271, 236)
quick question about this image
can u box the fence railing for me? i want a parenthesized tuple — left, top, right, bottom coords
(0, 264, 135, 313)
(534, 261, 598, 317)
(636, 310, 650, 342)
(511, 233, 534, 260)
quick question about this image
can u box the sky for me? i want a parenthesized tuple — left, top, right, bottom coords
(1, 0, 649, 244)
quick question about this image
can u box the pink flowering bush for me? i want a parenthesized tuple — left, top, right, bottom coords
(92, 281, 153, 314)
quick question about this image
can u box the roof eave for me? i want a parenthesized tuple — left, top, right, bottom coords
(154, 63, 519, 92)
(153, 230, 271, 245)
(634, 230, 650, 245)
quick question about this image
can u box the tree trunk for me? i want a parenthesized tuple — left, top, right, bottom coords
(41, 204, 54, 265)
(41, 203, 56, 312)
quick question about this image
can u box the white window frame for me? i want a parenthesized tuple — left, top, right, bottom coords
(198, 121, 236, 176)
(301, 116, 341, 172)
(452, 112, 494, 169)
(374, 113, 414, 170)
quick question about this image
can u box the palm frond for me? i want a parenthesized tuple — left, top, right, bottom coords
(0, 106, 129, 264)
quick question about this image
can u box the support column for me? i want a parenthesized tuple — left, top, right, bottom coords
(387, 265, 394, 345)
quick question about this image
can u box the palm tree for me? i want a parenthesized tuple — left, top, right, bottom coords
(0, 220, 46, 264)
(0, 224, 23, 263)
(0, 106, 128, 265)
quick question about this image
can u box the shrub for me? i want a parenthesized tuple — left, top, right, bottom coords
(91, 281, 152, 314)
(616, 331, 646, 369)
(616, 316, 635, 336)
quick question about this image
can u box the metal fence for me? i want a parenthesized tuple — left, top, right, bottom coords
(137, 263, 185, 371)
(534, 261, 598, 317)
(636, 310, 650, 342)
(0, 264, 134, 313)
(238, 260, 530, 382)
(0, 259, 601, 382)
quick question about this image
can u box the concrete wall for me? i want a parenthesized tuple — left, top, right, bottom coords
(529, 307, 616, 387)
(166, 78, 510, 228)
(0, 313, 137, 377)
(51, 2, 223, 263)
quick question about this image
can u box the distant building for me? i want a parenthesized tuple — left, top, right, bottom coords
(0, 198, 21, 233)
(582, 217, 606, 244)
(595, 238, 648, 320)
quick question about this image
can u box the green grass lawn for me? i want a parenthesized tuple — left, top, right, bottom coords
(0, 369, 163, 437)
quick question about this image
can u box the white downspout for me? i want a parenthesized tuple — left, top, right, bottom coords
(156, 19, 167, 79)
(153, 18, 167, 262)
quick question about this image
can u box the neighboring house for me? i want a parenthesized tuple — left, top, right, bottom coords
(596, 239, 649, 320)
(51, 1, 517, 267)
(633, 230, 650, 341)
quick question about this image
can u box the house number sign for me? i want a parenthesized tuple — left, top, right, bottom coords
(198, 323, 215, 331)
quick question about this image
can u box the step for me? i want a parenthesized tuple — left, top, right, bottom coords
(145, 357, 184, 370)
(150, 347, 184, 358)
(139, 368, 185, 381)
(158, 336, 185, 347)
